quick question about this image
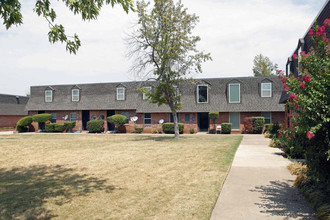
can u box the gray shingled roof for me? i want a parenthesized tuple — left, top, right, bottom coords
(0, 94, 29, 115)
(26, 77, 285, 113)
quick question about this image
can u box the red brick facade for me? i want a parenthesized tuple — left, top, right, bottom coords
(0, 115, 26, 129)
(28, 110, 284, 134)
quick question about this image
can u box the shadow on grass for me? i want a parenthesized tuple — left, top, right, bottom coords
(0, 165, 115, 219)
(132, 135, 177, 142)
(250, 180, 314, 219)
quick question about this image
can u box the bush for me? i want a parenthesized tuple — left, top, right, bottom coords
(107, 114, 127, 128)
(64, 122, 76, 131)
(86, 120, 104, 133)
(270, 122, 280, 137)
(252, 117, 264, 134)
(151, 128, 158, 134)
(208, 112, 219, 119)
(189, 128, 195, 134)
(135, 127, 144, 133)
(32, 113, 53, 123)
(162, 123, 184, 134)
(45, 123, 65, 132)
(264, 124, 272, 133)
(243, 117, 253, 133)
(16, 116, 33, 132)
(221, 123, 232, 134)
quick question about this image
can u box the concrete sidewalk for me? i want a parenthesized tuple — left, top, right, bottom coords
(211, 135, 314, 220)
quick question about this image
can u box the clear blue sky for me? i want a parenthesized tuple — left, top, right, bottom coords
(0, 0, 327, 95)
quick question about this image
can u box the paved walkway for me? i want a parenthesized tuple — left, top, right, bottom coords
(211, 135, 314, 220)
(0, 131, 14, 135)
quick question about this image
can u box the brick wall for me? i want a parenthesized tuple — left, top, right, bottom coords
(0, 115, 26, 128)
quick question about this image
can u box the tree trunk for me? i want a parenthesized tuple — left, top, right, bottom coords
(173, 111, 179, 139)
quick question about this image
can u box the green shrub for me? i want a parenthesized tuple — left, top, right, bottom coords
(252, 117, 264, 134)
(151, 128, 158, 134)
(270, 122, 280, 137)
(189, 128, 195, 134)
(45, 123, 65, 132)
(208, 112, 219, 119)
(243, 117, 253, 133)
(16, 116, 33, 132)
(86, 120, 104, 133)
(32, 113, 53, 123)
(221, 123, 232, 134)
(107, 114, 127, 128)
(64, 122, 76, 131)
(264, 124, 273, 133)
(135, 127, 144, 133)
(162, 123, 184, 134)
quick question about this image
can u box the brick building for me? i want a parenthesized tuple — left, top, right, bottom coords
(25, 77, 285, 133)
(0, 94, 29, 129)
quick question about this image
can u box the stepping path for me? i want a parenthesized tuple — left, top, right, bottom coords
(211, 134, 314, 220)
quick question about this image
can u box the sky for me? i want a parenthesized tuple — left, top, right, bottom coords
(0, 0, 327, 96)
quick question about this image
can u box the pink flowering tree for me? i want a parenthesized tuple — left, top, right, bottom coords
(276, 19, 330, 184)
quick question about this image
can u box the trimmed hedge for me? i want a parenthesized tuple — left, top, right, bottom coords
(162, 123, 184, 134)
(135, 127, 144, 133)
(221, 123, 232, 134)
(45, 123, 65, 132)
(252, 117, 265, 134)
(209, 112, 219, 119)
(264, 124, 272, 133)
(32, 113, 53, 123)
(107, 114, 127, 127)
(87, 120, 104, 133)
(17, 116, 33, 127)
(64, 122, 76, 131)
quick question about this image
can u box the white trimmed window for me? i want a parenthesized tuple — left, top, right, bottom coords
(45, 90, 53, 102)
(261, 83, 272, 97)
(70, 113, 77, 122)
(117, 87, 125, 100)
(72, 89, 80, 102)
(144, 113, 151, 124)
(197, 85, 208, 103)
(121, 112, 129, 124)
(143, 87, 152, 100)
(229, 84, 240, 103)
(261, 112, 271, 124)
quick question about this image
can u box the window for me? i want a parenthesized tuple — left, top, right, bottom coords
(143, 87, 152, 100)
(261, 112, 271, 124)
(144, 113, 151, 124)
(70, 113, 76, 122)
(185, 114, 190, 122)
(91, 115, 97, 120)
(51, 113, 56, 123)
(229, 112, 240, 130)
(169, 113, 179, 122)
(117, 87, 125, 100)
(261, 83, 272, 97)
(99, 115, 105, 120)
(72, 89, 79, 102)
(45, 90, 53, 102)
(121, 112, 129, 124)
(229, 84, 240, 103)
(197, 85, 208, 103)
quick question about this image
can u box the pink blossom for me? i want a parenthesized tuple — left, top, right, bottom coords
(281, 78, 286, 83)
(307, 131, 315, 140)
(289, 93, 297, 101)
(294, 104, 299, 109)
(316, 26, 326, 36)
(293, 54, 298, 59)
(308, 29, 314, 37)
(324, 37, 329, 43)
(300, 82, 305, 89)
(324, 18, 330, 26)
(303, 74, 311, 82)
(283, 83, 289, 91)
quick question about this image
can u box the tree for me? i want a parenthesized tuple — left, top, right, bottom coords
(252, 54, 278, 76)
(127, 0, 211, 138)
(0, 0, 134, 54)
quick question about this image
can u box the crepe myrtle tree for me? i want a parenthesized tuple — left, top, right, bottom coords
(128, 0, 211, 138)
(0, 0, 134, 54)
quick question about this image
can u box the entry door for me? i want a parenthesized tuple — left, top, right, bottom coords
(198, 112, 209, 131)
(82, 110, 90, 130)
(107, 110, 115, 131)
(229, 112, 240, 130)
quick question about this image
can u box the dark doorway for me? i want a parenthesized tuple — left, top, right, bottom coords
(107, 110, 115, 131)
(198, 112, 209, 132)
(82, 110, 90, 130)
(37, 111, 45, 131)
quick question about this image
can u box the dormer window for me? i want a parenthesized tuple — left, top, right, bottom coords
(117, 87, 125, 100)
(143, 87, 152, 100)
(45, 90, 53, 102)
(229, 84, 240, 103)
(72, 89, 80, 101)
(197, 85, 208, 103)
(261, 83, 272, 97)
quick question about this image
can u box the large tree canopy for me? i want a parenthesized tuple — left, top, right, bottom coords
(128, 0, 211, 138)
(252, 54, 278, 76)
(0, 0, 134, 54)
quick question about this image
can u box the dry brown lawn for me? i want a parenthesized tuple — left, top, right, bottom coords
(0, 134, 242, 219)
